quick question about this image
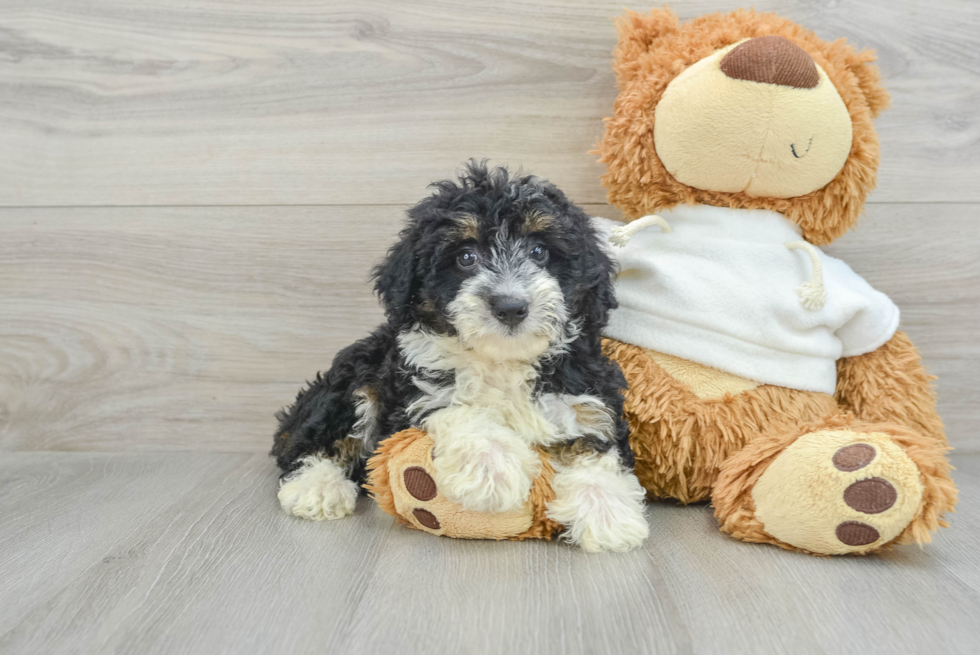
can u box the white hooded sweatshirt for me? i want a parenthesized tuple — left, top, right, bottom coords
(592, 204, 900, 394)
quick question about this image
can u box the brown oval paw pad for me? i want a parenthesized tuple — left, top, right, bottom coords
(412, 508, 440, 530)
(833, 444, 876, 472)
(404, 466, 437, 501)
(836, 521, 880, 546)
(843, 477, 897, 514)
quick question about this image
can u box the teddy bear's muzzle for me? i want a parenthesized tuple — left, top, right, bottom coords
(652, 35, 853, 199)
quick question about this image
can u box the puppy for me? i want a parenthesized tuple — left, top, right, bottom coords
(272, 162, 648, 552)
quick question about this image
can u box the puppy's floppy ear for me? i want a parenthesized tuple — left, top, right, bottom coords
(567, 206, 618, 335)
(576, 236, 618, 335)
(372, 223, 418, 328)
(521, 177, 618, 333)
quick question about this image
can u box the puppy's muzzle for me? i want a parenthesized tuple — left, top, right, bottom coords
(490, 295, 529, 328)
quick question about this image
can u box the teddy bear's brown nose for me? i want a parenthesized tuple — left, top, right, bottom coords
(720, 36, 819, 89)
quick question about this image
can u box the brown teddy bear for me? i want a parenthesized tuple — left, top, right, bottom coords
(594, 7, 957, 555)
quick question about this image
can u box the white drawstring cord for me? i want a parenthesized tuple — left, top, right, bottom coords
(609, 214, 671, 247)
(785, 241, 827, 310)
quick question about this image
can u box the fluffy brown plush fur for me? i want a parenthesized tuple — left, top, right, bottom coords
(596, 8, 890, 245)
(596, 8, 955, 555)
(603, 338, 839, 504)
(835, 331, 947, 444)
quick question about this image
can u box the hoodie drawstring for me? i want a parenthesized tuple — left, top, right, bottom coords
(609, 214, 671, 247)
(785, 240, 827, 310)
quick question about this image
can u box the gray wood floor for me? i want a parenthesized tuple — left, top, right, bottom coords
(1, 452, 978, 654)
(2, 0, 979, 653)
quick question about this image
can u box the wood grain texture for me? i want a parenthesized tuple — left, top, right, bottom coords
(0, 451, 253, 636)
(0, 451, 978, 654)
(1, 203, 976, 453)
(1, 0, 978, 206)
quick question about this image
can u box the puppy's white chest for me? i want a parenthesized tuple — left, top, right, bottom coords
(399, 328, 606, 446)
(440, 359, 555, 445)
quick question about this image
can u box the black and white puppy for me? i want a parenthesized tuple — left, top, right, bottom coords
(272, 162, 648, 552)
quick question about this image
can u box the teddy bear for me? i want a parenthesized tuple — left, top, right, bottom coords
(593, 7, 957, 555)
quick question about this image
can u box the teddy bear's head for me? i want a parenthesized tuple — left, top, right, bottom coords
(597, 8, 890, 245)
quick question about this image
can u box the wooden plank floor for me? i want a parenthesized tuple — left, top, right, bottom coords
(1, 452, 978, 655)
(2, 0, 979, 653)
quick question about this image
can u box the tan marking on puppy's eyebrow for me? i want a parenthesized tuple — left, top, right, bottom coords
(524, 211, 555, 233)
(453, 214, 480, 240)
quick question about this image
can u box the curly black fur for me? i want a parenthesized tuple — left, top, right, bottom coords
(272, 161, 632, 486)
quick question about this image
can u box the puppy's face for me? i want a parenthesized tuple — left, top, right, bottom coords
(441, 210, 568, 361)
(374, 164, 616, 362)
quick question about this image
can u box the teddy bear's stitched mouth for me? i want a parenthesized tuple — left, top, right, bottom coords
(790, 137, 814, 159)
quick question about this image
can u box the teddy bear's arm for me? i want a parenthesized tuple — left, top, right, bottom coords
(835, 331, 946, 444)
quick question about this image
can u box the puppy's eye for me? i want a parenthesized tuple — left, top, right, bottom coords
(457, 248, 479, 269)
(529, 244, 549, 263)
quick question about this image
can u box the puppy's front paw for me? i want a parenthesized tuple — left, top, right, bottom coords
(433, 435, 540, 514)
(278, 455, 359, 521)
(547, 453, 649, 552)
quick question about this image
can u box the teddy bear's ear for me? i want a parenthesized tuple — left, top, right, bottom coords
(612, 7, 680, 88)
(844, 46, 891, 118)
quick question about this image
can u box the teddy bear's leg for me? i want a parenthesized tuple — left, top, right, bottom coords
(712, 416, 956, 555)
(545, 451, 649, 552)
(835, 332, 948, 445)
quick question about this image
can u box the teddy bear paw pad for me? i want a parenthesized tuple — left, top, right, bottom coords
(751, 429, 924, 554)
(832, 443, 876, 471)
(404, 466, 438, 501)
(835, 521, 879, 546)
(412, 508, 441, 530)
(842, 476, 897, 514)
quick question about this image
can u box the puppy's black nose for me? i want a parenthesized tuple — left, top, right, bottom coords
(490, 296, 529, 328)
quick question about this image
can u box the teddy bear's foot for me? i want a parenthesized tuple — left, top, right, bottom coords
(546, 452, 649, 552)
(748, 429, 926, 554)
(714, 417, 956, 555)
(278, 454, 359, 521)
